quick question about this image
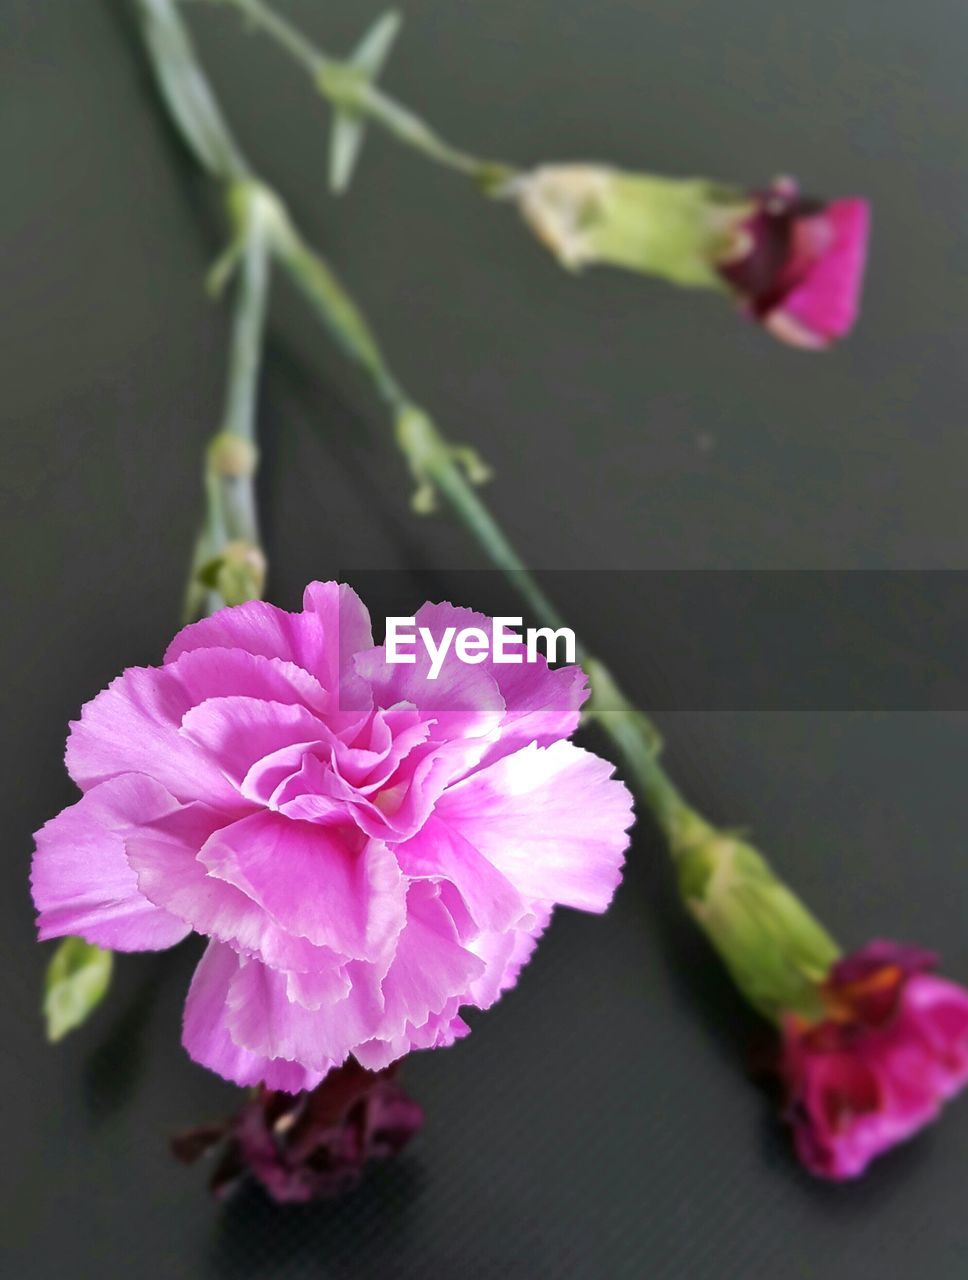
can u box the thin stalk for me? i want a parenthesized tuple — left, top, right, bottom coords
(197, 0, 513, 184)
(222, 219, 270, 447)
(211, 0, 320, 76)
(184, 187, 272, 619)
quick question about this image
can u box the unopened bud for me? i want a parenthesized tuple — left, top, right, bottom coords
(675, 824, 840, 1022)
(514, 164, 740, 286)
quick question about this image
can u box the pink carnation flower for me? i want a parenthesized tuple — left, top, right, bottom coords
(781, 941, 968, 1178)
(719, 178, 870, 349)
(32, 582, 633, 1091)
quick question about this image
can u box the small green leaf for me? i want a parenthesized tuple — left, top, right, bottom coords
(327, 11, 403, 193)
(44, 938, 113, 1043)
(205, 236, 244, 297)
(350, 10, 402, 79)
(329, 109, 368, 194)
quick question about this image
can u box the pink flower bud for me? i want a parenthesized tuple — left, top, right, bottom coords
(719, 179, 870, 349)
(780, 941, 968, 1178)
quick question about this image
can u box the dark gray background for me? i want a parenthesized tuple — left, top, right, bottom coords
(3, 1, 968, 1276)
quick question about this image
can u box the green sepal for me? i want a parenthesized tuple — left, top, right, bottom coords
(44, 937, 114, 1042)
(588, 174, 737, 287)
(516, 166, 749, 288)
(675, 827, 841, 1023)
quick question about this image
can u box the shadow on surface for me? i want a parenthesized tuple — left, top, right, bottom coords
(209, 1155, 426, 1278)
(82, 955, 170, 1120)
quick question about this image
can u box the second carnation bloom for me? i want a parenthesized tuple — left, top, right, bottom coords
(32, 582, 634, 1090)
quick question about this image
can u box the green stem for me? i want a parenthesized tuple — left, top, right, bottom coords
(137, 0, 698, 846)
(425, 446, 572, 638)
(210, 0, 320, 76)
(222, 208, 270, 448)
(199, 0, 513, 184)
(183, 185, 272, 620)
(352, 82, 508, 183)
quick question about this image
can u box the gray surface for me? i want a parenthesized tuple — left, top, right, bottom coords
(3, 1, 968, 1276)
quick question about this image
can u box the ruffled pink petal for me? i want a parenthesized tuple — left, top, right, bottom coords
(789, 1051, 903, 1179)
(466, 907, 553, 1009)
(251, 884, 482, 1074)
(377, 883, 485, 1034)
(166, 599, 329, 673)
(331, 704, 432, 791)
(353, 1001, 472, 1072)
(182, 940, 328, 1092)
(197, 812, 406, 960)
(225, 958, 352, 1073)
(31, 774, 195, 950)
(225, 954, 406, 1072)
(783, 964, 968, 1179)
(179, 697, 332, 789)
(768, 198, 870, 346)
(124, 806, 341, 972)
(410, 601, 588, 763)
(272, 739, 492, 844)
(284, 965, 353, 1010)
(65, 666, 247, 808)
(167, 646, 331, 715)
(259, 1057, 327, 1093)
(355, 609, 506, 733)
(238, 742, 324, 809)
(435, 740, 633, 911)
(394, 814, 526, 934)
(271, 752, 389, 831)
(301, 580, 375, 694)
(899, 976, 968, 1099)
(348, 740, 492, 841)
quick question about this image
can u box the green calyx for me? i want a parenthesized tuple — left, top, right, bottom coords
(516, 166, 748, 288)
(673, 823, 841, 1023)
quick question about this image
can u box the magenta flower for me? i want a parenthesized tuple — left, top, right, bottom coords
(31, 582, 632, 1090)
(172, 1061, 423, 1202)
(718, 178, 870, 349)
(780, 941, 968, 1178)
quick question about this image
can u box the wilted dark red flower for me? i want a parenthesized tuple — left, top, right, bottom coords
(172, 1060, 423, 1203)
(780, 941, 968, 1178)
(718, 178, 870, 349)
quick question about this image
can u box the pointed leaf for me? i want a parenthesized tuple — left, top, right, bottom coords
(329, 108, 368, 194)
(351, 10, 402, 78)
(326, 12, 402, 193)
(205, 236, 244, 297)
(44, 937, 114, 1042)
